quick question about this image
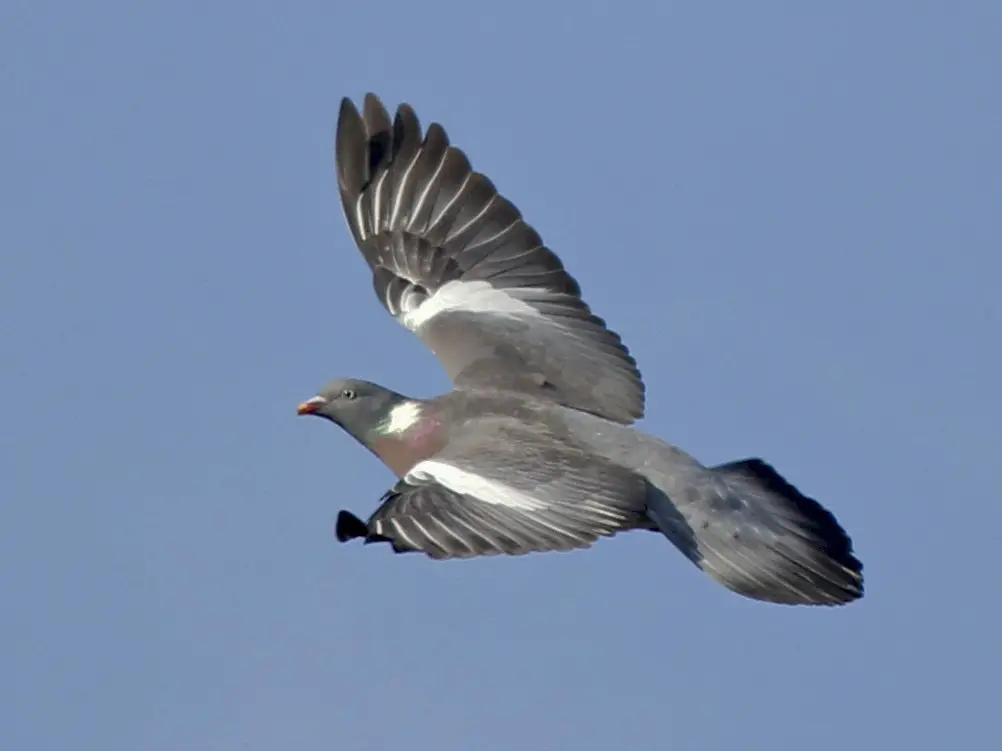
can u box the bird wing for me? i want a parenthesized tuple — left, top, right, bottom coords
(336, 423, 651, 559)
(333, 93, 645, 424)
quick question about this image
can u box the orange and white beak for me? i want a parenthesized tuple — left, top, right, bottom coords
(296, 395, 327, 415)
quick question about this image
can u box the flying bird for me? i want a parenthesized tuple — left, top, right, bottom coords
(297, 93, 864, 606)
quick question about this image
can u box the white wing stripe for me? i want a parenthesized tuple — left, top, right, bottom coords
(429, 515, 477, 554)
(448, 193, 500, 241)
(433, 171, 473, 230)
(407, 516, 441, 550)
(411, 149, 449, 231)
(352, 195, 369, 241)
(406, 461, 546, 512)
(372, 169, 390, 234)
(389, 518, 419, 549)
(401, 279, 543, 330)
(388, 150, 422, 231)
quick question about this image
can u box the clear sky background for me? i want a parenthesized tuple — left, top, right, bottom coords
(3, 2, 1000, 750)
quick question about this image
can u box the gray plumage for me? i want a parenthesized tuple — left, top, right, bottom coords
(299, 94, 864, 607)
(335, 95, 644, 423)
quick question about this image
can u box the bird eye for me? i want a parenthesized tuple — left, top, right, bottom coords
(340, 388, 357, 400)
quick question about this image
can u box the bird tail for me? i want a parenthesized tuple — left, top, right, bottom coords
(646, 458, 864, 606)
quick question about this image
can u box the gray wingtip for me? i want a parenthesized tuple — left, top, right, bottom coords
(362, 93, 392, 135)
(338, 95, 357, 117)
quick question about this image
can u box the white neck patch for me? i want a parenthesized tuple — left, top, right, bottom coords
(383, 400, 424, 435)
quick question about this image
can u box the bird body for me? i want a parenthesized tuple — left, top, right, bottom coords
(298, 93, 864, 606)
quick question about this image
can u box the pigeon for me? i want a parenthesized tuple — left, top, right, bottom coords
(297, 93, 864, 606)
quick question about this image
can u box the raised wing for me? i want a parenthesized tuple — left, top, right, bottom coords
(335, 424, 652, 559)
(334, 93, 645, 424)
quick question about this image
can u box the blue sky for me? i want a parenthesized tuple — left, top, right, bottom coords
(3, 2, 1000, 749)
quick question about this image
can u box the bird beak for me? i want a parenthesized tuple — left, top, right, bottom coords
(296, 396, 327, 415)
